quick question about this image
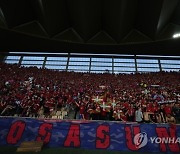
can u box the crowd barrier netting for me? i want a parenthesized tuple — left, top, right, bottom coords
(0, 117, 180, 153)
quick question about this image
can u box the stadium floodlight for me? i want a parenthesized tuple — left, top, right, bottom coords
(173, 33, 180, 38)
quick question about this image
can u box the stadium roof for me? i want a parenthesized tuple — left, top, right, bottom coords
(0, 0, 180, 55)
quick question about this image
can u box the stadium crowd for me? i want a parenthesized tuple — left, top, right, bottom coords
(0, 63, 180, 124)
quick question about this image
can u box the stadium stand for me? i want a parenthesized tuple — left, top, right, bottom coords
(0, 62, 179, 124)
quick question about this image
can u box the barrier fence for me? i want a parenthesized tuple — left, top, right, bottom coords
(0, 117, 180, 153)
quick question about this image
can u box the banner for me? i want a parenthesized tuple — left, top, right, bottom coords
(0, 117, 180, 153)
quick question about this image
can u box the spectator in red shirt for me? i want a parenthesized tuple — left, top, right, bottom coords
(164, 104, 172, 116)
